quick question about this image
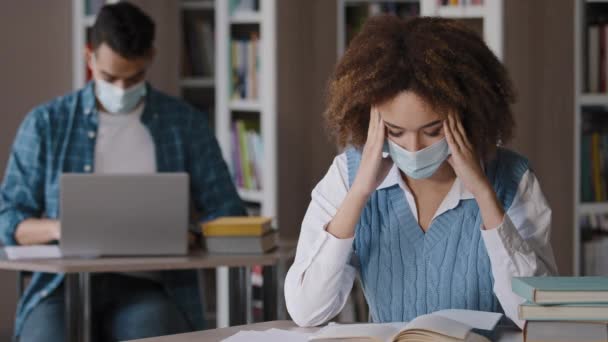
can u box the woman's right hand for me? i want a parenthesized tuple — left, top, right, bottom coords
(351, 107, 393, 197)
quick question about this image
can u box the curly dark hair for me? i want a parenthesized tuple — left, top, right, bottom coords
(324, 15, 516, 160)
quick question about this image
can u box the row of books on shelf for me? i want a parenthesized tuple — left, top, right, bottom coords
(438, 0, 483, 5)
(231, 119, 263, 191)
(580, 212, 608, 240)
(580, 131, 608, 202)
(586, 23, 608, 93)
(231, 34, 260, 101)
(512, 276, 608, 342)
(345, 3, 419, 46)
(584, 236, 608, 276)
(182, 15, 214, 77)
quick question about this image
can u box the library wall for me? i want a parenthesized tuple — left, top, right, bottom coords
(277, 0, 338, 240)
(505, 0, 575, 275)
(0, 1, 73, 338)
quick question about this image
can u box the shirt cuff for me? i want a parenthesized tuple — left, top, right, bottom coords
(481, 215, 526, 254)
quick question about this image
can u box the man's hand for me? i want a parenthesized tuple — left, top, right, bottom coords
(15, 219, 60, 245)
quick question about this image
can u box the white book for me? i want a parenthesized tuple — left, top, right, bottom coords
(309, 310, 502, 342)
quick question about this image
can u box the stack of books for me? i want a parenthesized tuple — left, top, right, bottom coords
(201, 217, 276, 254)
(512, 276, 608, 342)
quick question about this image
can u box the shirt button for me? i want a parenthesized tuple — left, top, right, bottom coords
(40, 290, 48, 297)
(88, 131, 96, 139)
(84, 108, 91, 115)
(84, 165, 92, 172)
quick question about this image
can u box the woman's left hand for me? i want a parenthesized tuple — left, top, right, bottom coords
(444, 113, 505, 230)
(443, 113, 491, 198)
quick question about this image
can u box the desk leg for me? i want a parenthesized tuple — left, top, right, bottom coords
(277, 259, 287, 320)
(79, 272, 91, 342)
(263, 265, 278, 321)
(64, 274, 80, 342)
(216, 266, 230, 328)
(244, 266, 252, 324)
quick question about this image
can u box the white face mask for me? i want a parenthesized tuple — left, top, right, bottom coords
(386, 138, 451, 179)
(94, 78, 147, 114)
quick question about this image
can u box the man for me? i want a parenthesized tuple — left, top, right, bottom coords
(0, 2, 245, 341)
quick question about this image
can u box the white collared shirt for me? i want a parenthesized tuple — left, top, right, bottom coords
(284, 153, 558, 328)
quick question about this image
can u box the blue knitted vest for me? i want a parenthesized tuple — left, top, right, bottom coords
(346, 147, 529, 322)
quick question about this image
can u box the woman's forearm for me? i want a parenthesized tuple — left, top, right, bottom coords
(474, 185, 505, 230)
(326, 186, 371, 239)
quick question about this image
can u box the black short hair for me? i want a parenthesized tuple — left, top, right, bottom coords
(91, 2, 155, 59)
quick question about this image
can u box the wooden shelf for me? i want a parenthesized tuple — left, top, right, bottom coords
(581, 94, 608, 105)
(344, 0, 418, 4)
(229, 99, 261, 112)
(579, 202, 608, 215)
(230, 11, 261, 24)
(180, 77, 215, 88)
(181, 0, 214, 10)
(436, 5, 485, 18)
(238, 188, 263, 202)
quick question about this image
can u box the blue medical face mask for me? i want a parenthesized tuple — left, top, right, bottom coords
(385, 137, 451, 179)
(94, 78, 147, 114)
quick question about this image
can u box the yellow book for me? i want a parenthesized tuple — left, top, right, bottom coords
(202, 216, 272, 236)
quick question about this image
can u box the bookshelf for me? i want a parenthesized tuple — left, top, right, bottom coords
(574, 0, 608, 276)
(215, 0, 277, 222)
(337, 0, 503, 60)
(179, 0, 216, 128)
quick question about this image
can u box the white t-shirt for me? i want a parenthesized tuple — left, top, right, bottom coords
(94, 103, 156, 174)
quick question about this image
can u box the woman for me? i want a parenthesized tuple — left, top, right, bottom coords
(284, 16, 557, 329)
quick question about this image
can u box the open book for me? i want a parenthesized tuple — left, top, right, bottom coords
(309, 310, 502, 342)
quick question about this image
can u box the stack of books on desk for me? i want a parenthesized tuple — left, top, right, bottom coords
(201, 217, 277, 254)
(512, 276, 608, 342)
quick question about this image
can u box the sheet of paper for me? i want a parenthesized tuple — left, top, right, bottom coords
(433, 309, 502, 331)
(222, 328, 311, 342)
(312, 323, 403, 341)
(3, 246, 62, 260)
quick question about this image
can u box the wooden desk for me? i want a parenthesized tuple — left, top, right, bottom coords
(0, 247, 295, 342)
(127, 320, 524, 342)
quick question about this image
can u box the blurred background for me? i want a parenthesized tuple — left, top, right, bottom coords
(0, 0, 599, 338)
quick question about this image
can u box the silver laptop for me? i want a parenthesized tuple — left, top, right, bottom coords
(60, 173, 189, 257)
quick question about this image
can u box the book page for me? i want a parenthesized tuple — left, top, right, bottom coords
(404, 314, 471, 340)
(432, 309, 502, 331)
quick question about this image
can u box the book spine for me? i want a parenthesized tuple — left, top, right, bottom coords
(232, 121, 243, 187)
(593, 133, 603, 201)
(589, 25, 600, 93)
(238, 120, 253, 189)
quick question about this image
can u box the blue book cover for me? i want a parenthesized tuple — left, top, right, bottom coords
(512, 277, 608, 304)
